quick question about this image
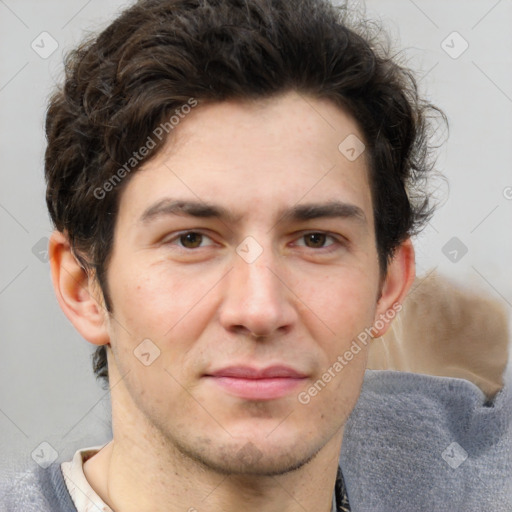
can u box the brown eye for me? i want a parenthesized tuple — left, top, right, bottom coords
(293, 232, 346, 254)
(179, 232, 204, 248)
(303, 233, 328, 248)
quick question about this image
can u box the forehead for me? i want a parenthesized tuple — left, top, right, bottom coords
(117, 90, 372, 227)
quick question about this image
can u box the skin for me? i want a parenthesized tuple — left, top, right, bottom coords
(50, 90, 415, 512)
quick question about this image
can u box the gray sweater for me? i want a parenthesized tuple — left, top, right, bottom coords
(339, 367, 512, 511)
(0, 462, 76, 511)
(2, 366, 511, 511)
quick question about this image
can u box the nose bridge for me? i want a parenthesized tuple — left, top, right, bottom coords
(219, 235, 294, 336)
(235, 237, 282, 306)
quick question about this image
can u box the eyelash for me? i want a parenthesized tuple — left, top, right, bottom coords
(163, 230, 345, 253)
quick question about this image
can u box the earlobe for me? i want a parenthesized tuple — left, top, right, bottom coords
(49, 231, 110, 346)
(372, 239, 416, 338)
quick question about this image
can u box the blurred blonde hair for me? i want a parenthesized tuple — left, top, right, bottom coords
(368, 271, 510, 400)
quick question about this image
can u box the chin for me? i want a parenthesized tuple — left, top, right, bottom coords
(173, 434, 321, 477)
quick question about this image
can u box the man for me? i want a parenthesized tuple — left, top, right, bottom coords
(5, 0, 501, 510)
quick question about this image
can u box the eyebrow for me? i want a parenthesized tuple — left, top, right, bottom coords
(139, 198, 367, 226)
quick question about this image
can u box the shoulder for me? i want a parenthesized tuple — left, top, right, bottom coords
(0, 462, 75, 512)
(340, 368, 512, 510)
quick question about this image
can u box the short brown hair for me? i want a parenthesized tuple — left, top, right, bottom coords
(44, 0, 446, 388)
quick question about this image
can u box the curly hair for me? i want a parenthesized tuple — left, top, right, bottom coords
(44, 0, 446, 389)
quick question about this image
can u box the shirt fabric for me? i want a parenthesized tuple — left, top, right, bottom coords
(60, 445, 113, 512)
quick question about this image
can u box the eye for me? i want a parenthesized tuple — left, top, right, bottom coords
(162, 230, 345, 252)
(164, 231, 215, 249)
(294, 232, 343, 251)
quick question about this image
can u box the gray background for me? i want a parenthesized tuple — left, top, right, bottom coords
(1, 0, 511, 469)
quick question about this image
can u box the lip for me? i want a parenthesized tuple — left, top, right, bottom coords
(208, 365, 308, 379)
(204, 365, 308, 401)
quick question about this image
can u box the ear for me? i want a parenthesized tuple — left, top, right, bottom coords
(372, 238, 415, 337)
(48, 230, 110, 346)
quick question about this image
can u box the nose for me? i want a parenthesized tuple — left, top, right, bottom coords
(218, 243, 297, 339)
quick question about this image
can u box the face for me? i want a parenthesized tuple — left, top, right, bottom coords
(101, 90, 385, 475)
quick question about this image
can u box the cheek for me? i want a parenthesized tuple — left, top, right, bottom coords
(111, 262, 214, 341)
(294, 265, 379, 345)
(106, 264, 202, 408)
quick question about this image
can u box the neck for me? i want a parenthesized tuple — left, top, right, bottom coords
(84, 421, 342, 512)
